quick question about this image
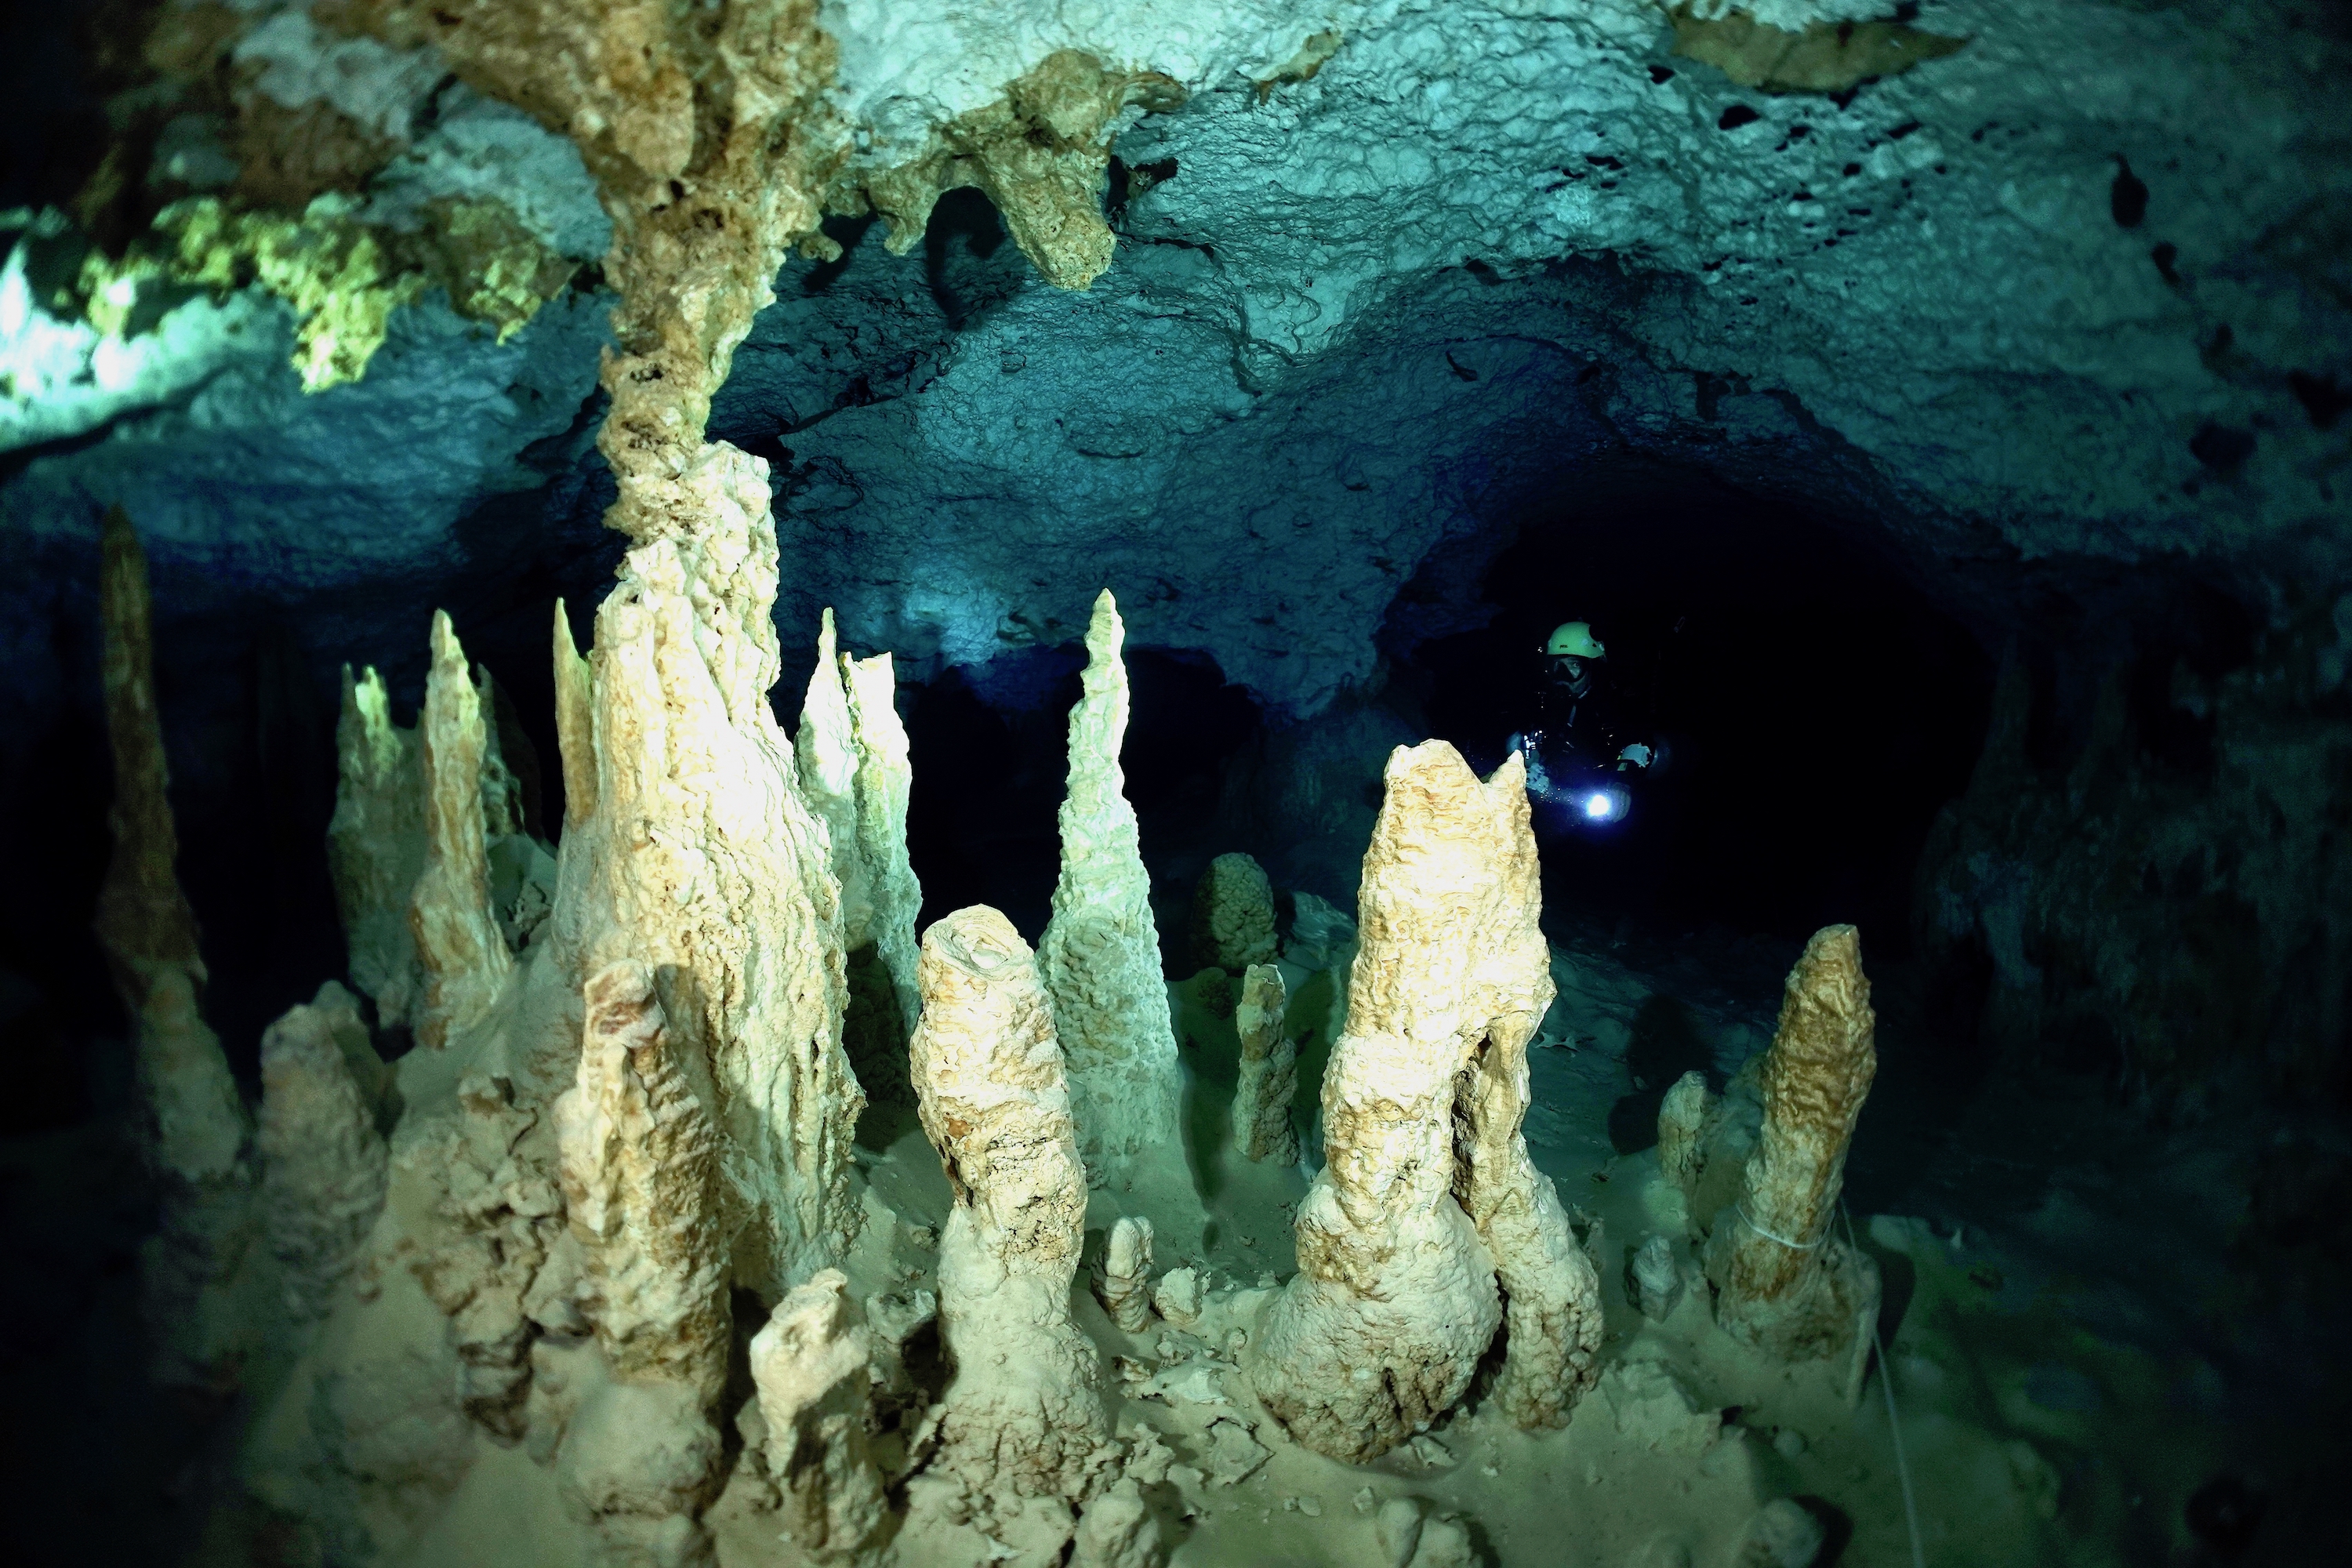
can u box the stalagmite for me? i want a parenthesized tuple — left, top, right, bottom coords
(1071, 1478, 1170, 1568)
(797, 608, 873, 943)
(554, 961, 731, 1404)
(257, 982, 390, 1319)
(1658, 1071, 1714, 1198)
(554, 601, 596, 830)
(409, 610, 512, 1050)
(327, 665, 426, 1026)
(93, 506, 253, 1388)
(1230, 964, 1298, 1164)
(1095, 1214, 1155, 1332)
(1252, 742, 1599, 1461)
(1704, 925, 1882, 1368)
(910, 906, 1116, 1503)
(844, 650, 923, 1036)
(1038, 590, 1203, 1245)
(556, 444, 862, 1294)
(749, 1269, 887, 1560)
(1189, 851, 1279, 972)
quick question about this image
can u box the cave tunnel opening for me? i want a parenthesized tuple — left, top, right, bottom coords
(1396, 464, 1995, 962)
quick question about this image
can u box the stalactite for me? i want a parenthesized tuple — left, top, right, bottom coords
(93, 506, 255, 1388)
(748, 1269, 887, 1561)
(409, 610, 514, 1050)
(1253, 742, 1595, 1461)
(1230, 963, 1298, 1164)
(557, 444, 861, 1294)
(1039, 590, 1203, 1247)
(328, 664, 426, 1026)
(257, 982, 390, 1321)
(910, 905, 1116, 1504)
(1705, 925, 1882, 1371)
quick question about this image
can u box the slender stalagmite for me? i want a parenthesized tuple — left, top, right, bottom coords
(750, 1269, 887, 1560)
(1230, 964, 1298, 1164)
(1253, 743, 1599, 1460)
(1706, 924, 1882, 1365)
(409, 611, 511, 1050)
(844, 649, 923, 1036)
(555, 445, 862, 1294)
(1039, 590, 1203, 1247)
(1658, 1071, 1714, 1200)
(93, 506, 253, 1388)
(797, 608, 873, 942)
(326, 666, 425, 1025)
(911, 906, 1116, 1503)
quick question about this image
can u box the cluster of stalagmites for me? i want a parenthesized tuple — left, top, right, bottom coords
(99, 492, 1878, 1562)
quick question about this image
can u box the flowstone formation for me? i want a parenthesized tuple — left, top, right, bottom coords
(1040, 590, 1207, 1248)
(1252, 741, 1602, 1462)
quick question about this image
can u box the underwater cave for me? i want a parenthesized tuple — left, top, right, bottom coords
(3, 3, 2349, 1566)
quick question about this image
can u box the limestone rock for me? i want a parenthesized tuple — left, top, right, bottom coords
(797, 608, 873, 946)
(1039, 590, 1203, 1247)
(909, 906, 1115, 1502)
(1377, 1497, 1478, 1568)
(93, 506, 253, 1388)
(328, 664, 426, 1027)
(1149, 1265, 1203, 1331)
(554, 442, 862, 1294)
(1705, 925, 1882, 1365)
(1071, 1476, 1168, 1568)
(1733, 1497, 1827, 1568)
(1597, 1360, 1722, 1457)
(554, 961, 730, 1406)
(1254, 742, 1593, 1461)
(257, 982, 390, 1320)
(1231, 963, 1298, 1164)
(1095, 1214, 1155, 1333)
(844, 648, 923, 1038)
(1627, 1233, 1686, 1323)
(556, 1377, 725, 1568)
(1189, 851, 1278, 972)
(1657, 1071, 1714, 1202)
(750, 1269, 887, 1561)
(408, 610, 512, 1051)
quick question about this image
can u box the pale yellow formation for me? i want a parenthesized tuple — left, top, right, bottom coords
(1189, 851, 1279, 972)
(94, 507, 254, 1388)
(1039, 590, 1203, 1246)
(1705, 924, 1882, 1367)
(1254, 742, 1595, 1460)
(844, 650, 923, 1036)
(797, 608, 873, 943)
(749, 1269, 887, 1560)
(327, 666, 426, 1025)
(409, 611, 513, 1051)
(553, 601, 596, 829)
(865, 51, 1185, 292)
(556, 444, 862, 1294)
(1094, 1214, 1156, 1333)
(1666, 4, 1967, 93)
(554, 961, 731, 1406)
(911, 906, 1116, 1503)
(257, 982, 389, 1319)
(1230, 964, 1298, 1165)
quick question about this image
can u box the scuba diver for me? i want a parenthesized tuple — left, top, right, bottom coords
(1509, 620, 1658, 825)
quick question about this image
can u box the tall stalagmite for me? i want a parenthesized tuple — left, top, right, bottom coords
(1253, 743, 1599, 1461)
(1039, 590, 1203, 1246)
(554, 445, 861, 1295)
(410, 611, 512, 1051)
(844, 650, 922, 1036)
(1706, 924, 1882, 1367)
(797, 608, 873, 943)
(1230, 963, 1298, 1165)
(93, 506, 253, 1388)
(327, 666, 426, 1026)
(256, 982, 390, 1320)
(910, 906, 1116, 1504)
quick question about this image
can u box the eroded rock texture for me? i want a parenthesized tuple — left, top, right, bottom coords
(1230, 963, 1298, 1165)
(1189, 851, 1279, 973)
(1254, 742, 1595, 1461)
(910, 905, 1116, 1504)
(1039, 590, 1202, 1245)
(1705, 925, 1881, 1369)
(747, 1269, 887, 1560)
(554, 444, 862, 1294)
